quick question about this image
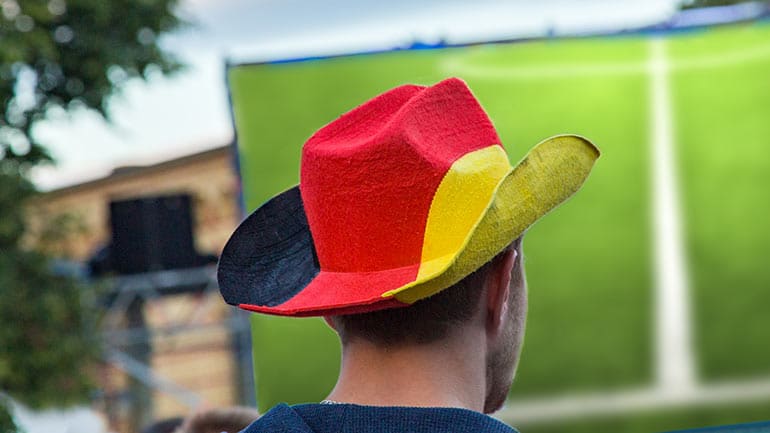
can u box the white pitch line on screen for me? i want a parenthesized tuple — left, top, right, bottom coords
(649, 37, 697, 395)
(459, 35, 770, 424)
(675, 40, 770, 70)
(440, 40, 770, 79)
(498, 376, 770, 426)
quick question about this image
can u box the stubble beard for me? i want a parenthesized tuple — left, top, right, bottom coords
(483, 280, 527, 414)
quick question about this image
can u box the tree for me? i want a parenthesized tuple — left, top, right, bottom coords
(0, 396, 20, 433)
(0, 0, 184, 409)
(680, 0, 769, 9)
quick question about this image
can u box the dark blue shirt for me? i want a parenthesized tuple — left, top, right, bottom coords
(241, 403, 519, 433)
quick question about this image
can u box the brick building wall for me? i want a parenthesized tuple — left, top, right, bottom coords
(26, 144, 247, 433)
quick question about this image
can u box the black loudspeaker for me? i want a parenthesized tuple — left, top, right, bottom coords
(109, 194, 198, 275)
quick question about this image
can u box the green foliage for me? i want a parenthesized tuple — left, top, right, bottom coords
(0, 167, 34, 248)
(0, 244, 99, 408)
(680, 0, 766, 9)
(0, 0, 184, 161)
(0, 0, 184, 410)
(0, 169, 99, 408)
(0, 398, 21, 433)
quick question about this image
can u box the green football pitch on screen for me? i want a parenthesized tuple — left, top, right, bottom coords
(228, 21, 770, 432)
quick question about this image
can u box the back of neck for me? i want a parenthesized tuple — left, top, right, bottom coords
(325, 333, 486, 412)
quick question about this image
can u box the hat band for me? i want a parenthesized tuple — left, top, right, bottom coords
(377, 144, 511, 301)
(388, 134, 600, 304)
(417, 144, 511, 280)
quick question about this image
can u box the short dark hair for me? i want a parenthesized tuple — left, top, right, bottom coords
(330, 237, 523, 346)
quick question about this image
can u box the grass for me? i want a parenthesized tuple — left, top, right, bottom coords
(228, 21, 770, 427)
(669, 22, 770, 381)
(249, 315, 340, 413)
(230, 37, 653, 408)
(517, 398, 770, 433)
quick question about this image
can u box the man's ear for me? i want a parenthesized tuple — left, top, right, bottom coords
(323, 316, 339, 333)
(486, 248, 517, 337)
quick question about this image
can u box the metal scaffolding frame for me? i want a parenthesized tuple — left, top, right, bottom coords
(97, 265, 255, 432)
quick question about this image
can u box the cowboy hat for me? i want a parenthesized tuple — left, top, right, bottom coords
(218, 77, 599, 317)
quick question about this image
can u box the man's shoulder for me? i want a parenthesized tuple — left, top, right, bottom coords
(241, 403, 519, 433)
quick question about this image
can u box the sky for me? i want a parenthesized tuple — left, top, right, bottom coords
(30, 0, 680, 190)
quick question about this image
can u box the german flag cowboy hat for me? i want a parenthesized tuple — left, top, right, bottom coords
(218, 77, 600, 317)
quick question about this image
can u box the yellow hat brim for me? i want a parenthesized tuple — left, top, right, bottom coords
(383, 134, 600, 304)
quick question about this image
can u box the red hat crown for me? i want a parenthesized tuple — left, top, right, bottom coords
(300, 78, 503, 273)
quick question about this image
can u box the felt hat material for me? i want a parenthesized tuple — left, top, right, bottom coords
(218, 77, 600, 317)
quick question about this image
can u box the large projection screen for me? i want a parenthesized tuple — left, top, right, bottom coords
(227, 21, 770, 431)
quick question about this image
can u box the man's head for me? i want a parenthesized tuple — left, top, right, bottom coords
(218, 78, 598, 415)
(218, 79, 598, 319)
(327, 236, 527, 413)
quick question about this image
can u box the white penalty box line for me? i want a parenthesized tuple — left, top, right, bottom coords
(455, 35, 770, 423)
(498, 375, 770, 426)
(440, 38, 770, 79)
